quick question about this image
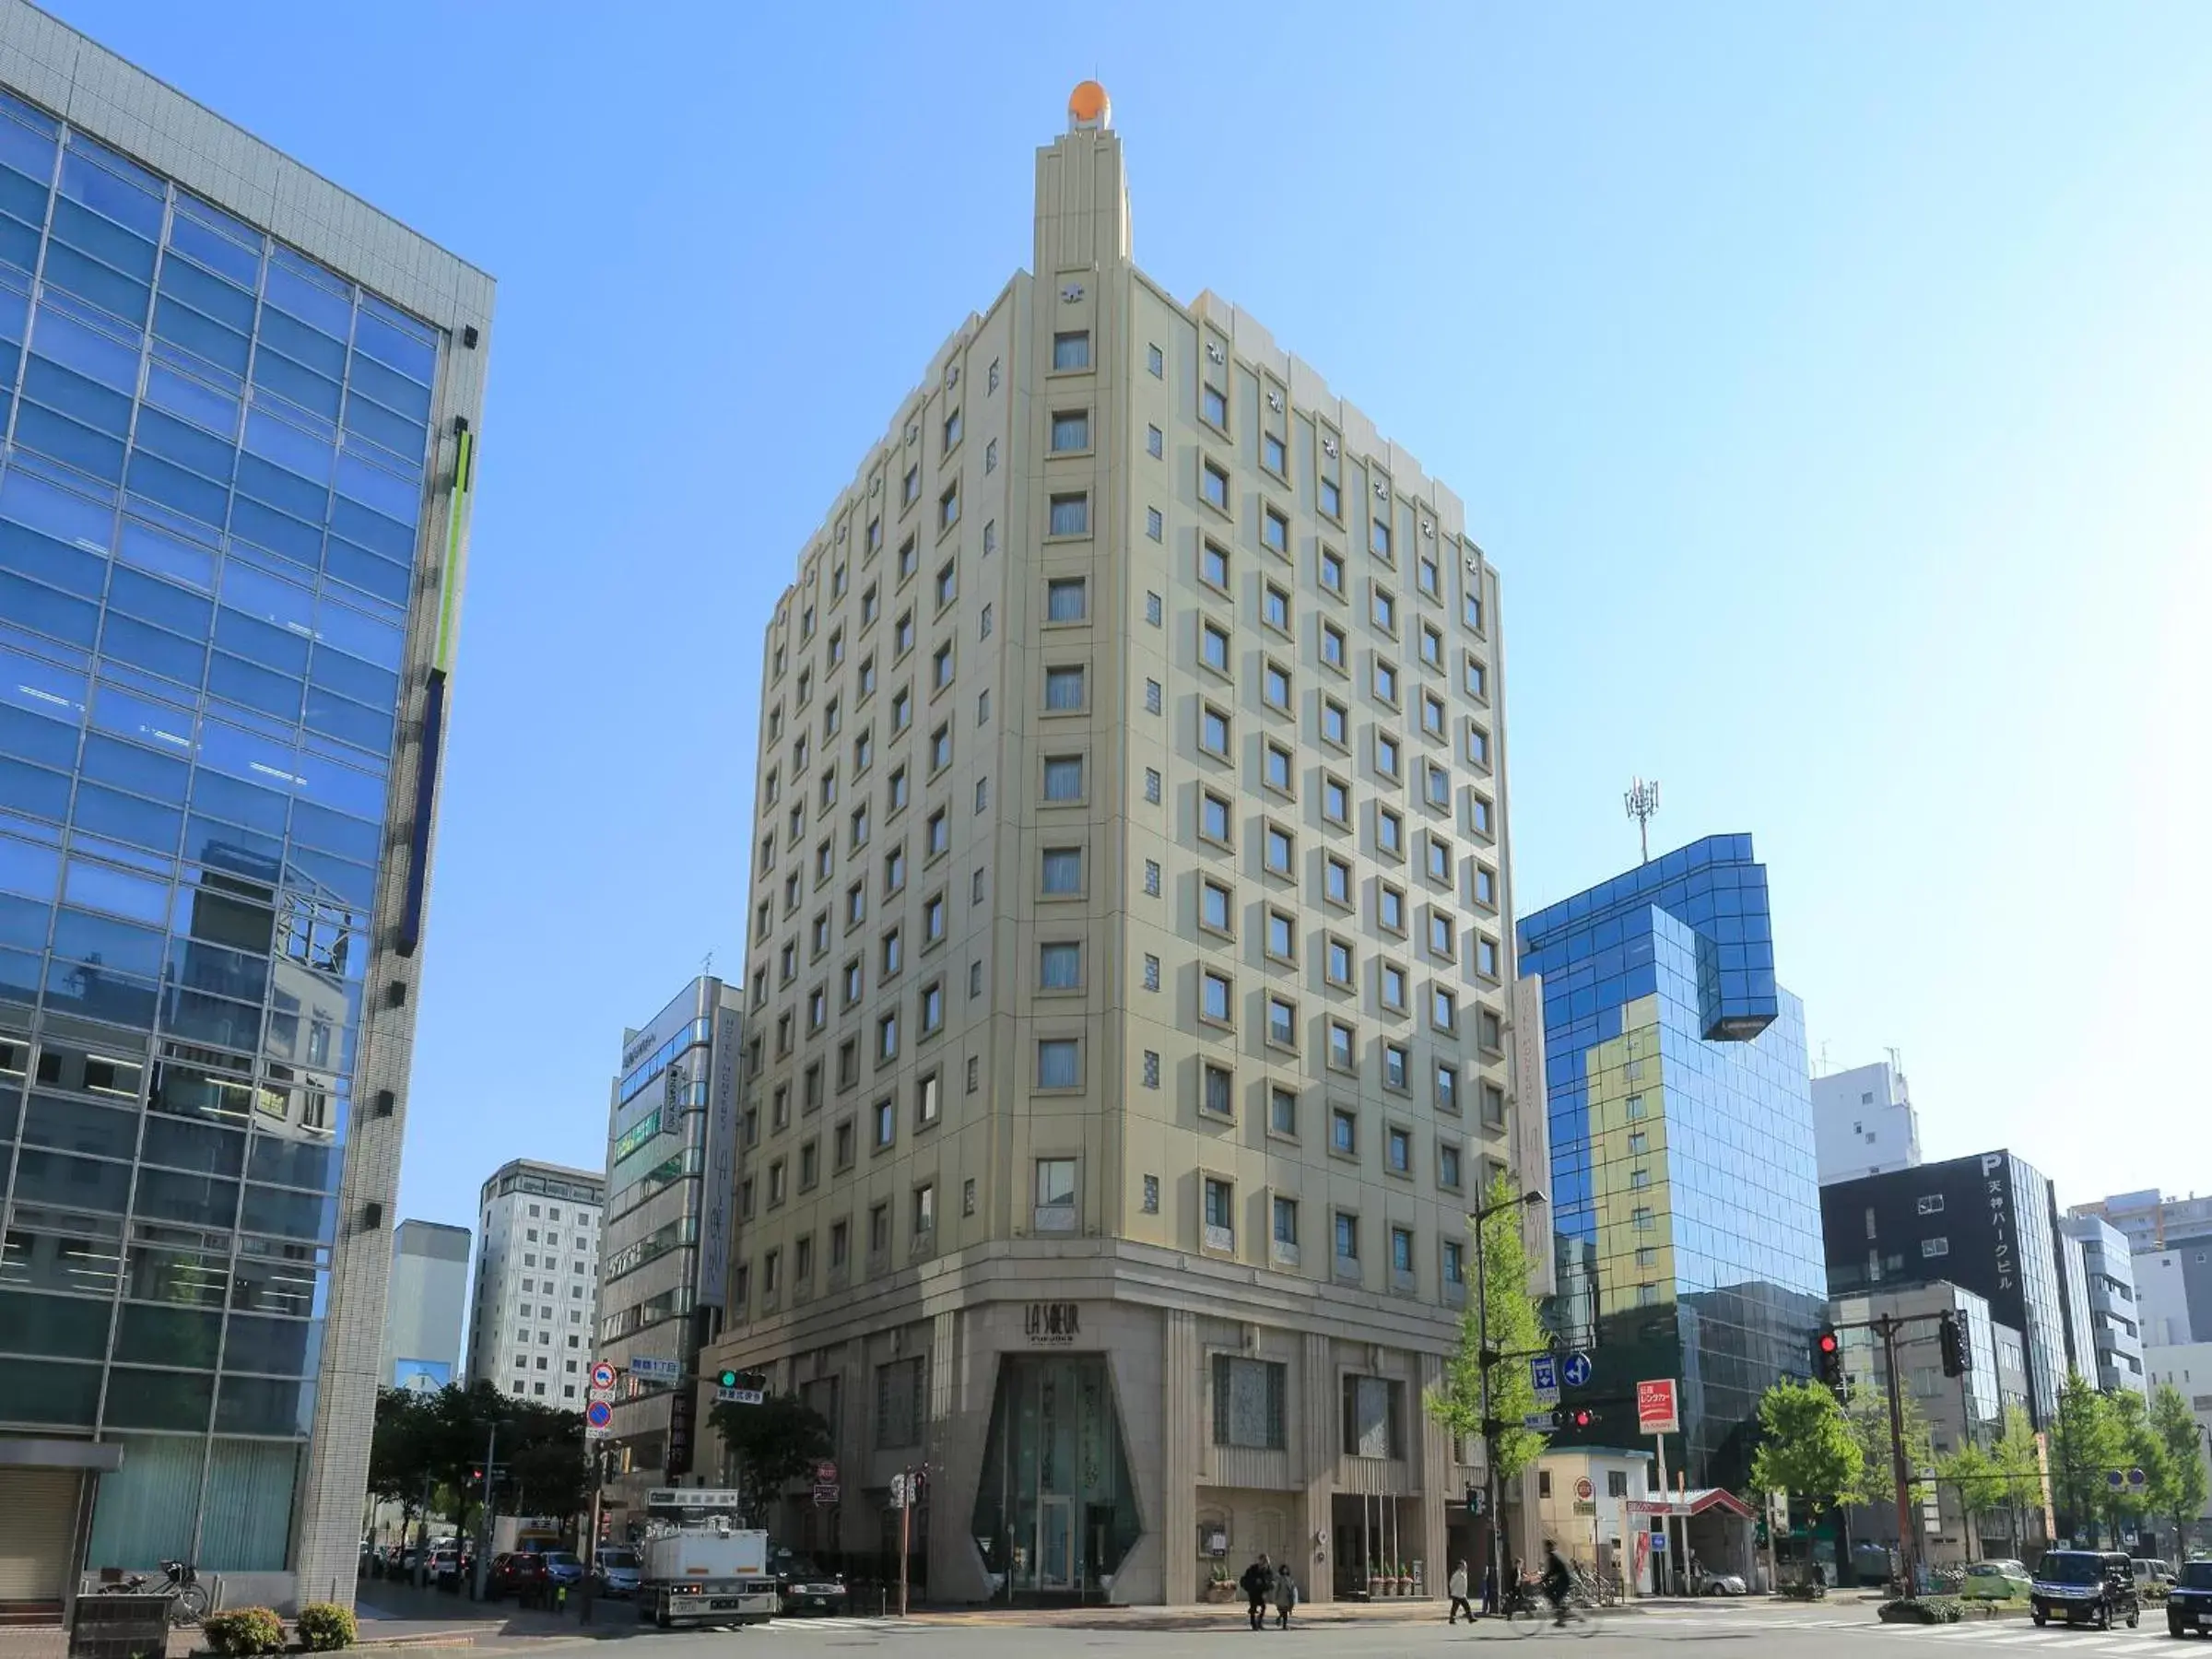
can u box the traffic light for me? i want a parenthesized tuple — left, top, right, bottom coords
(1816, 1328, 1843, 1389)
(1567, 1407, 1599, 1430)
(716, 1369, 739, 1390)
(1939, 1311, 1969, 1379)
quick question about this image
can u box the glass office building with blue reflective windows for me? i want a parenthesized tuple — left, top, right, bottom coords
(1519, 835, 1827, 1492)
(0, 12, 490, 1612)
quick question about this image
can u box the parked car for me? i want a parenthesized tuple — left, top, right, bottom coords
(2137, 1559, 2179, 1594)
(1698, 1571, 1747, 1596)
(2031, 1549, 2140, 1630)
(486, 1552, 550, 1603)
(540, 1552, 584, 1590)
(1962, 1560, 2032, 1600)
(771, 1552, 848, 1616)
(591, 1547, 641, 1599)
(427, 1548, 463, 1590)
(2168, 1559, 2212, 1636)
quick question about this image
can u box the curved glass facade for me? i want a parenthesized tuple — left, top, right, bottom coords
(1520, 835, 1828, 1490)
(0, 85, 446, 1571)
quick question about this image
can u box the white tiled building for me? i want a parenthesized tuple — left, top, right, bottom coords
(465, 1159, 604, 1404)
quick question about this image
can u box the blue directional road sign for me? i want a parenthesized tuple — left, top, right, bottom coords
(1529, 1355, 1560, 1407)
(1562, 1352, 1594, 1389)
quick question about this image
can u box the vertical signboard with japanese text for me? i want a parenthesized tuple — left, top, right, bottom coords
(695, 1002, 742, 1308)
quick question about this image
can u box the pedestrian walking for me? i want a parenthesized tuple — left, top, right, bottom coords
(1448, 1559, 1476, 1624)
(1240, 1553, 1274, 1631)
(1273, 1565, 1299, 1630)
(1481, 1558, 1500, 1616)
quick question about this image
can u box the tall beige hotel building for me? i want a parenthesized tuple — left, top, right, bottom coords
(700, 84, 1546, 1606)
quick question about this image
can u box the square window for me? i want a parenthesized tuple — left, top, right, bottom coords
(1052, 410, 1090, 452)
(1199, 877, 1234, 935)
(1323, 854, 1352, 909)
(1200, 791, 1233, 846)
(1425, 835, 1451, 884)
(1320, 698, 1348, 749)
(1321, 618, 1347, 670)
(1262, 582, 1291, 634)
(935, 560, 958, 608)
(1384, 1042, 1410, 1092)
(1325, 935, 1355, 988)
(1039, 940, 1081, 991)
(1201, 619, 1232, 674)
(1036, 1038, 1080, 1088)
(1042, 754, 1085, 802)
(1199, 539, 1230, 590)
(1327, 1019, 1355, 1072)
(1044, 664, 1087, 712)
(1041, 845, 1084, 895)
(1440, 1143, 1463, 1189)
(1201, 1063, 1234, 1118)
(1379, 961, 1407, 1012)
(1331, 1107, 1358, 1156)
(1263, 739, 1293, 794)
(1263, 821, 1294, 877)
(1436, 1062, 1460, 1114)
(1053, 331, 1091, 371)
(1429, 911, 1454, 959)
(1371, 515, 1392, 558)
(1263, 506, 1288, 553)
(1200, 969, 1234, 1026)
(1379, 884, 1406, 934)
(1431, 985, 1458, 1033)
(1199, 703, 1231, 757)
(1262, 660, 1292, 712)
(1373, 658, 1399, 706)
(1265, 907, 1296, 962)
(1263, 431, 1287, 477)
(1266, 994, 1297, 1049)
(1391, 1226, 1415, 1275)
(1202, 462, 1231, 512)
(1202, 382, 1230, 429)
(1386, 1126, 1412, 1175)
(1319, 547, 1346, 594)
(1046, 577, 1088, 622)
(939, 482, 960, 531)
(1322, 773, 1350, 826)
(1376, 733, 1401, 780)
(1335, 1212, 1359, 1263)
(1048, 493, 1089, 536)
(1371, 585, 1397, 635)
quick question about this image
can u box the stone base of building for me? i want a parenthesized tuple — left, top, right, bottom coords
(698, 1239, 1512, 1606)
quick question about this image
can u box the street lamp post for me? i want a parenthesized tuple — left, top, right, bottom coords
(1472, 1187, 1547, 1611)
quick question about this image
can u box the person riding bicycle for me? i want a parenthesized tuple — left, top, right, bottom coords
(1541, 1542, 1573, 1626)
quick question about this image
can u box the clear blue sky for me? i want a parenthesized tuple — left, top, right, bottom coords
(62, 2, 2211, 1227)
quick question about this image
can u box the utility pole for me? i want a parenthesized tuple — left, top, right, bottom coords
(470, 1422, 501, 1603)
(1877, 1315, 1917, 1594)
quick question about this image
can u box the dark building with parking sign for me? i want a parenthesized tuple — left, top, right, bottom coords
(1819, 1149, 2070, 1427)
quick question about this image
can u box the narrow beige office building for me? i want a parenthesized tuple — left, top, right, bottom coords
(700, 84, 1542, 1607)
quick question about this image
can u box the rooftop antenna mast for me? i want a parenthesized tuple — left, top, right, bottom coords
(1624, 776, 1661, 865)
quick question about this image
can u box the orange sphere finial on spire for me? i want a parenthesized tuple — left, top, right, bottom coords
(1068, 80, 1111, 132)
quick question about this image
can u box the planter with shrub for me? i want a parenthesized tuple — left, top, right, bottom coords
(1878, 1597, 1966, 1625)
(295, 1603, 358, 1652)
(200, 1607, 286, 1657)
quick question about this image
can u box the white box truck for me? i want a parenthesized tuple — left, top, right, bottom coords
(637, 1489, 777, 1629)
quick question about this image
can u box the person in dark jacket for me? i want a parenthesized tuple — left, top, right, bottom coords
(1240, 1555, 1274, 1630)
(1482, 1558, 1500, 1616)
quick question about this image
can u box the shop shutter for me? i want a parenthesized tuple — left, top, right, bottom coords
(0, 1468, 81, 1602)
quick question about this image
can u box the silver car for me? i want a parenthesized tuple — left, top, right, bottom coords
(591, 1547, 641, 1599)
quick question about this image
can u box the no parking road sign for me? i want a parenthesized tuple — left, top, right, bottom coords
(585, 1398, 613, 1439)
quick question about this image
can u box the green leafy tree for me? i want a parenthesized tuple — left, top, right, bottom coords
(708, 1394, 833, 1521)
(1425, 1171, 1550, 1485)
(2149, 1383, 2211, 1558)
(1845, 1380, 1936, 1509)
(1936, 1441, 2001, 1560)
(1750, 1379, 1866, 1515)
(1988, 1404, 2048, 1554)
(2099, 1388, 2167, 1545)
(2049, 1373, 2118, 1543)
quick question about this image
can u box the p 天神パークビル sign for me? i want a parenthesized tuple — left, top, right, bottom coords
(1636, 1378, 1679, 1436)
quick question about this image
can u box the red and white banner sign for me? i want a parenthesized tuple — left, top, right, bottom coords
(1636, 1378, 1679, 1436)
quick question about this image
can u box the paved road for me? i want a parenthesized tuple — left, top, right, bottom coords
(526, 1602, 2187, 1657)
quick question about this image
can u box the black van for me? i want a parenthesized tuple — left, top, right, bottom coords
(2030, 1550, 2140, 1630)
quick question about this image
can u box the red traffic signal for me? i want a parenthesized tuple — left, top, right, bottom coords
(1816, 1329, 1844, 1389)
(1568, 1407, 1597, 1430)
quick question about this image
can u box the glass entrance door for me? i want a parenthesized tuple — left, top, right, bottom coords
(1038, 1495, 1074, 1590)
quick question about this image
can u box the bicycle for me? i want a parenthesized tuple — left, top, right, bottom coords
(1502, 1583, 1597, 1638)
(100, 1559, 210, 1628)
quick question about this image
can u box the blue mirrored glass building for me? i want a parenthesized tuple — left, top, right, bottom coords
(0, 11, 490, 1611)
(1518, 834, 1827, 1490)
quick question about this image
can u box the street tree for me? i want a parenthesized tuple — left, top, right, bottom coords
(2150, 1383, 2211, 1559)
(1749, 1378, 1866, 1516)
(2049, 1373, 2119, 1543)
(1936, 1441, 2001, 1561)
(1426, 1170, 1550, 1486)
(1845, 1380, 1936, 1508)
(708, 1394, 833, 1523)
(1989, 1404, 2047, 1557)
(2100, 1387, 2166, 1546)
